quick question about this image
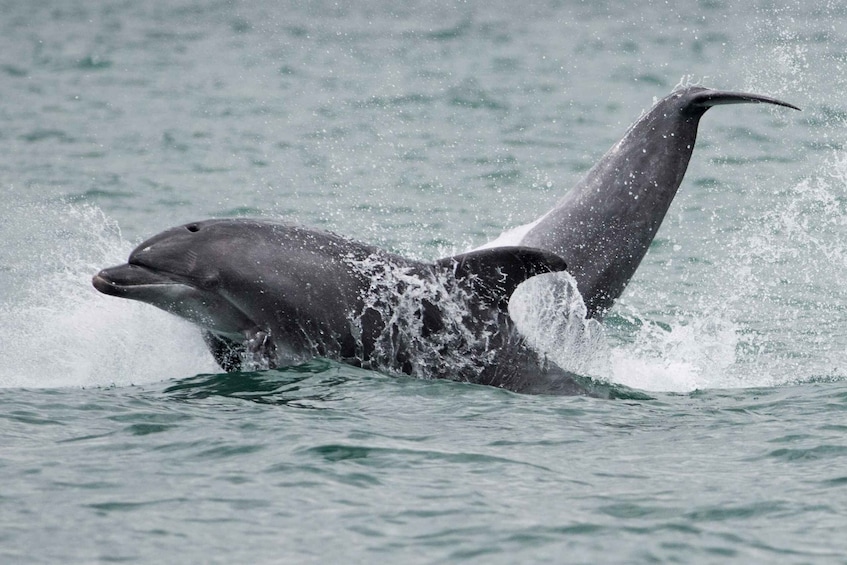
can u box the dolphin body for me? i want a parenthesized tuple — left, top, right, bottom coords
(94, 219, 594, 395)
(93, 86, 798, 395)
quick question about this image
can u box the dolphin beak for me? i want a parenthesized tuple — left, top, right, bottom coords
(92, 272, 119, 295)
(92, 264, 180, 297)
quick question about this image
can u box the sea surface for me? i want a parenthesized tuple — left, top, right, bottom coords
(2, 0, 847, 562)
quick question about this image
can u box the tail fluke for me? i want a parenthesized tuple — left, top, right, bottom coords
(689, 89, 801, 111)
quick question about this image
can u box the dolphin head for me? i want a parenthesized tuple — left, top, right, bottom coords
(92, 220, 261, 337)
(93, 218, 367, 351)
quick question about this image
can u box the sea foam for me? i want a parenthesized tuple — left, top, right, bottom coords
(0, 202, 216, 388)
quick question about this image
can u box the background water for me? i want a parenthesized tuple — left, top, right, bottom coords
(2, 0, 846, 562)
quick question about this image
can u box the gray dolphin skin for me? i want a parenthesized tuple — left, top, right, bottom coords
(93, 219, 595, 395)
(517, 86, 799, 318)
(93, 86, 798, 396)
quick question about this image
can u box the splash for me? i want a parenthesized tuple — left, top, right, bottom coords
(722, 150, 847, 384)
(508, 272, 610, 377)
(600, 149, 847, 392)
(0, 202, 216, 388)
(348, 254, 497, 382)
(606, 312, 746, 393)
(509, 274, 744, 393)
(472, 216, 545, 251)
(472, 215, 710, 392)
(470, 214, 715, 393)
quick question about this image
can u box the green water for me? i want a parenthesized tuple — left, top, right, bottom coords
(4, 369, 846, 563)
(2, 0, 847, 562)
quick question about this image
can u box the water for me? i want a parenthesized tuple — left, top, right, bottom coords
(2, 0, 847, 562)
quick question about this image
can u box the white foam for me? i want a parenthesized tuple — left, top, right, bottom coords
(0, 203, 216, 389)
(608, 315, 744, 393)
(472, 215, 545, 250)
(511, 277, 757, 393)
(600, 150, 847, 393)
(508, 272, 611, 378)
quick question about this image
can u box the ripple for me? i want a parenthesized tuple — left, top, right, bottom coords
(75, 55, 112, 70)
(446, 79, 509, 111)
(419, 19, 473, 41)
(2, 411, 63, 426)
(196, 444, 265, 459)
(88, 498, 189, 514)
(19, 129, 75, 143)
(685, 501, 788, 522)
(819, 476, 847, 487)
(766, 445, 847, 462)
(1, 64, 27, 77)
(124, 423, 174, 436)
(301, 443, 555, 473)
(161, 361, 367, 408)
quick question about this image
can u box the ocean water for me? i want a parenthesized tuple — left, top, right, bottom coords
(2, 0, 847, 562)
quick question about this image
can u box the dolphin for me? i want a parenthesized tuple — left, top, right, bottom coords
(92, 86, 798, 396)
(491, 86, 799, 318)
(93, 219, 598, 395)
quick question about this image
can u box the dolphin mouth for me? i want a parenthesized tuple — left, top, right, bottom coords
(92, 263, 257, 337)
(92, 264, 187, 297)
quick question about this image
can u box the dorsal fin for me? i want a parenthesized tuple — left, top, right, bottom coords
(435, 246, 567, 308)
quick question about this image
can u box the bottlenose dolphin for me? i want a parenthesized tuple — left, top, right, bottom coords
(490, 86, 799, 317)
(92, 86, 798, 395)
(93, 219, 595, 395)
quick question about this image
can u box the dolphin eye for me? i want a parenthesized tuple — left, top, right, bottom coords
(186, 224, 200, 233)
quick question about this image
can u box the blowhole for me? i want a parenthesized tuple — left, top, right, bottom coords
(186, 224, 200, 233)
